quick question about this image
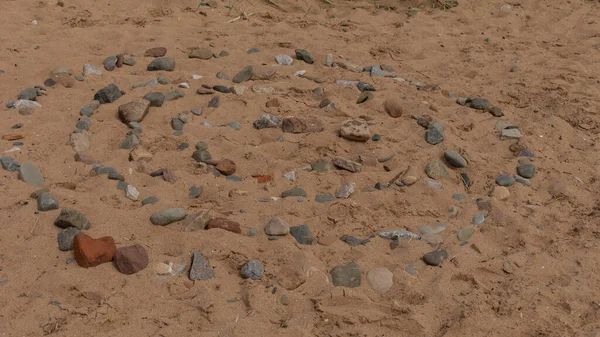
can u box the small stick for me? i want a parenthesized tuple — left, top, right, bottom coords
(387, 169, 405, 186)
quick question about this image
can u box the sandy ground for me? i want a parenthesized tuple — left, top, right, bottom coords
(1, 0, 600, 336)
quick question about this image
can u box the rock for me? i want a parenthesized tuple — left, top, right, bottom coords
(315, 194, 334, 203)
(423, 250, 448, 266)
(30, 187, 50, 199)
(331, 262, 361, 288)
(192, 150, 212, 163)
(118, 99, 150, 123)
(290, 224, 313, 244)
(401, 166, 419, 185)
(336, 183, 355, 198)
(444, 150, 467, 168)
(253, 114, 281, 129)
(80, 101, 100, 117)
(103, 56, 117, 71)
(150, 208, 186, 226)
(469, 98, 491, 110)
(384, 99, 403, 118)
(121, 133, 140, 150)
(154, 262, 173, 275)
(216, 159, 236, 176)
(114, 244, 149, 275)
(1, 157, 20, 172)
(68, 132, 90, 153)
(171, 117, 184, 131)
(94, 83, 122, 104)
(517, 165, 535, 178)
(252, 85, 275, 94)
(281, 117, 324, 133)
(189, 185, 203, 199)
(356, 92, 374, 104)
(13, 100, 41, 109)
(189, 47, 213, 59)
(425, 122, 444, 145)
(367, 267, 393, 293)
(489, 106, 504, 117)
(336, 61, 363, 73)
(333, 158, 363, 173)
(275, 54, 293, 65)
(425, 160, 449, 179)
(208, 96, 220, 108)
(370, 65, 385, 77)
(145, 47, 167, 57)
(472, 214, 485, 225)
(232, 66, 254, 83)
(57, 227, 81, 251)
(496, 174, 515, 186)
(18, 88, 37, 101)
(141, 196, 159, 205)
(83, 64, 102, 77)
(241, 260, 264, 280)
(265, 217, 290, 235)
(515, 175, 531, 186)
(491, 186, 510, 200)
(282, 188, 307, 198)
(189, 251, 215, 280)
(54, 208, 91, 230)
(143, 92, 165, 107)
(37, 192, 59, 211)
(165, 90, 184, 101)
(147, 57, 175, 71)
(182, 211, 212, 231)
(251, 68, 278, 81)
(340, 235, 369, 246)
(339, 119, 370, 142)
(18, 162, 44, 186)
(501, 128, 522, 140)
(125, 185, 139, 201)
(456, 227, 474, 241)
(502, 261, 514, 274)
(325, 53, 334, 67)
(295, 49, 314, 64)
(213, 85, 230, 93)
(278, 266, 306, 290)
(73, 234, 116, 268)
(231, 86, 247, 95)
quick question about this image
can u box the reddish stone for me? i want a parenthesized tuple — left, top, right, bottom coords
(384, 99, 403, 118)
(74, 153, 98, 164)
(254, 175, 272, 183)
(144, 47, 167, 57)
(282, 117, 324, 134)
(116, 54, 125, 68)
(206, 218, 241, 234)
(216, 159, 236, 176)
(55, 74, 74, 88)
(266, 98, 280, 108)
(114, 244, 149, 275)
(73, 233, 116, 268)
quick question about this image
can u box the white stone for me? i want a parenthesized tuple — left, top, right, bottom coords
(367, 267, 393, 294)
(192, 74, 203, 80)
(178, 83, 190, 89)
(275, 54, 294, 65)
(13, 100, 41, 109)
(126, 185, 139, 201)
(283, 171, 296, 182)
(83, 64, 102, 77)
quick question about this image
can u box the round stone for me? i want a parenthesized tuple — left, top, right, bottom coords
(491, 186, 510, 200)
(366, 267, 393, 294)
(443, 150, 467, 168)
(496, 174, 515, 186)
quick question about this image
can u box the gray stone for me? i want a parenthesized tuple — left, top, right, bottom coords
(125, 185, 139, 201)
(191, 108, 202, 116)
(118, 99, 150, 123)
(13, 100, 41, 109)
(496, 174, 515, 186)
(150, 208, 186, 226)
(469, 98, 491, 110)
(275, 54, 293, 65)
(501, 128, 522, 140)
(335, 183, 355, 199)
(216, 71, 230, 80)
(121, 134, 140, 150)
(192, 150, 211, 163)
(171, 117, 184, 131)
(315, 194, 334, 203)
(189, 185, 203, 199)
(357, 82, 375, 92)
(265, 217, 290, 235)
(333, 158, 363, 173)
(80, 101, 100, 117)
(94, 84, 122, 104)
(515, 175, 531, 186)
(54, 208, 91, 230)
(68, 132, 90, 153)
(141, 196, 159, 205)
(425, 122, 444, 145)
(247, 47, 259, 54)
(423, 178, 442, 189)
(489, 106, 504, 117)
(1, 157, 20, 172)
(425, 160, 449, 179)
(325, 53, 333, 67)
(195, 141, 208, 150)
(253, 114, 281, 129)
(103, 56, 117, 71)
(189, 251, 215, 280)
(18, 162, 44, 186)
(143, 92, 165, 107)
(340, 235, 369, 246)
(208, 96, 220, 108)
(182, 211, 212, 231)
(282, 188, 307, 198)
(165, 91, 184, 101)
(472, 214, 485, 225)
(227, 121, 241, 130)
(290, 224, 313, 244)
(213, 85, 230, 93)
(456, 227, 474, 241)
(295, 49, 314, 64)
(76, 119, 89, 131)
(423, 250, 448, 266)
(116, 181, 128, 190)
(83, 64, 102, 77)
(370, 65, 385, 77)
(444, 150, 467, 168)
(232, 66, 254, 83)
(366, 267, 393, 293)
(37, 192, 59, 211)
(123, 58, 136, 66)
(147, 58, 176, 71)
(240, 260, 264, 280)
(18, 88, 37, 101)
(517, 165, 535, 179)
(331, 262, 361, 288)
(57, 227, 81, 251)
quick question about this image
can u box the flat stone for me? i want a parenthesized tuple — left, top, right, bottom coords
(367, 267, 393, 293)
(444, 150, 467, 168)
(339, 119, 370, 142)
(265, 217, 290, 235)
(333, 158, 363, 173)
(165, 90, 184, 101)
(489, 106, 504, 117)
(150, 208, 186, 226)
(189, 185, 203, 199)
(103, 56, 117, 71)
(425, 160, 449, 179)
(145, 47, 167, 57)
(290, 224, 313, 244)
(241, 260, 264, 280)
(68, 132, 90, 153)
(295, 49, 314, 64)
(189, 47, 213, 59)
(143, 92, 165, 107)
(253, 114, 281, 129)
(491, 186, 510, 200)
(1, 157, 20, 172)
(216, 159, 236, 176)
(37, 192, 59, 211)
(423, 250, 448, 266)
(282, 117, 324, 133)
(469, 98, 491, 110)
(141, 196, 159, 205)
(496, 174, 515, 186)
(515, 175, 531, 186)
(456, 227, 474, 241)
(54, 208, 91, 230)
(18, 88, 37, 101)
(315, 194, 334, 203)
(189, 251, 215, 280)
(423, 178, 442, 189)
(206, 218, 241, 234)
(94, 83, 122, 104)
(182, 211, 212, 231)
(517, 165, 535, 178)
(337, 61, 363, 73)
(282, 188, 307, 198)
(192, 150, 212, 163)
(125, 185, 139, 201)
(501, 128, 522, 140)
(331, 262, 361, 288)
(425, 122, 444, 145)
(83, 64, 102, 77)
(340, 235, 369, 246)
(57, 227, 81, 251)
(232, 66, 253, 83)
(147, 57, 175, 71)
(472, 214, 485, 225)
(18, 162, 44, 186)
(335, 183, 355, 198)
(401, 166, 419, 185)
(275, 54, 293, 65)
(356, 92, 374, 104)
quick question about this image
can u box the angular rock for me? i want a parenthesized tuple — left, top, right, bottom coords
(216, 159, 236, 176)
(147, 57, 175, 71)
(37, 192, 59, 211)
(118, 99, 151, 123)
(54, 208, 91, 230)
(253, 114, 281, 129)
(94, 83, 122, 104)
(241, 260, 264, 280)
(18, 162, 44, 186)
(73, 234, 116, 268)
(232, 66, 254, 83)
(335, 183, 355, 199)
(265, 217, 290, 235)
(331, 262, 361, 288)
(517, 165, 535, 178)
(423, 249, 448, 266)
(57, 227, 81, 251)
(182, 211, 212, 231)
(189, 251, 215, 280)
(282, 187, 307, 198)
(103, 56, 117, 71)
(333, 158, 363, 173)
(275, 54, 293, 65)
(188, 47, 213, 60)
(83, 64, 102, 77)
(295, 49, 314, 64)
(150, 208, 186, 226)
(18, 88, 38, 101)
(290, 224, 313, 244)
(339, 119, 370, 142)
(206, 218, 242, 234)
(1, 157, 20, 172)
(282, 117, 324, 133)
(125, 185, 139, 201)
(208, 95, 220, 108)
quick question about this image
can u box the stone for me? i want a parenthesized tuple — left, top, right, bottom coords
(118, 99, 150, 123)
(165, 91, 184, 101)
(57, 227, 81, 251)
(325, 53, 334, 67)
(147, 57, 175, 71)
(472, 214, 485, 225)
(311, 162, 334, 172)
(456, 227, 474, 241)
(126, 185, 139, 201)
(282, 188, 307, 198)
(489, 106, 504, 117)
(384, 99, 403, 118)
(444, 150, 467, 168)
(315, 194, 334, 203)
(340, 235, 369, 246)
(143, 92, 165, 107)
(171, 117, 184, 131)
(265, 217, 290, 235)
(37, 192, 59, 211)
(54, 208, 91, 230)
(189, 47, 213, 59)
(278, 266, 306, 290)
(182, 211, 212, 231)
(232, 66, 254, 83)
(114, 244, 149, 275)
(83, 64, 102, 77)
(145, 47, 167, 57)
(423, 250, 448, 266)
(370, 65, 385, 77)
(94, 83, 122, 104)
(213, 85, 230, 93)
(401, 166, 419, 185)
(208, 96, 220, 108)
(339, 119, 370, 142)
(425, 122, 444, 145)
(141, 196, 159, 205)
(121, 134, 140, 150)
(290, 224, 313, 244)
(154, 262, 173, 275)
(13, 100, 41, 109)
(189, 185, 203, 199)
(295, 49, 314, 64)
(469, 98, 491, 110)
(335, 183, 355, 199)
(68, 132, 90, 153)
(251, 68, 278, 81)
(216, 159, 236, 176)
(192, 150, 212, 163)
(424, 178, 442, 189)
(80, 101, 100, 117)
(150, 208, 186, 226)
(501, 128, 522, 140)
(189, 251, 215, 280)
(331, 262, 361, 288)
(252, 85, 275, 94)
(241, 260, 264, 280)
(502, 261, 514, 274)
(18, 88, 37, 101)
(103, 56, 117, 71)
(356, 92, 374, 104)
(496, 174, 515, 186)
(336, 61, 363, 73)
(1, 157, 20, 172)
(253, 114, 281, 129)
(275, 54, 293, 65)
(282, 117, 324, 133)
(425, 160, 449, 179)
(18, 162, 44, 186)
(517, 165, 535, 178)
(491, 186, 510, 200)
(333, 158, 363, 173)
(515, 175, 531, 186)
(367, 267, 393, 294)
(73, 234, 116, 268)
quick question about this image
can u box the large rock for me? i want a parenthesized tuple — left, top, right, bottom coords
(93, 83, 122, 104)
(118, 99, 151, 123)
(18, 162, 44, 186)
(232, 66, 254, 83)
(340, 119, 370, 142)
(281, 117, 324, 133)
(54, 208, 91, 230)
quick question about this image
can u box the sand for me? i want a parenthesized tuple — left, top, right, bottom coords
(1, 0, 600, 335)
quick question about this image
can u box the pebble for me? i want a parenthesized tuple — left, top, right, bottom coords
(145, 47, 167, 57)
(367, 267, 393, 293)
(423, 178, 442, 189)
(57, 227, 81, 251)
(340, 235, 369, 246)
(189, 251, 215, 280)
(337, 61, 363, 73)
(331, 262, 361, 288)
(283, 171, 296, 182)
(339, 119, 370, 142)
(405, 264, 417, 275)
(150, 208, 186, 226)
(116, 181, 128, 190)
(0, 157, 20, 172)
(275, 54, 293, 65)
(282, 117, 324, 133)
(189, 47, 213, 59)
(469, 98, 491, 110)
(141, 196, 158, 205)
(208, 96, 220, 108)
(103, 56, 117, 71)
(515, 175, 531, 186)
(114, 244, 149, 275)
(502, 261, 514, 274)
(517, 165, 535, 178)
(232, 65, 254, 83)
(83, 64, 102, 77)
(423, 250, 448, 266)
(80, 101, 100, 117)
(472, 214, 485, 225)
(121, 133, 140, 149)
(383, 99, 403, 118)
(370, 65, 385, 77)
(157, 76, 170, 85)
(253, 114, 281, 129)
(206, 218, 242, 234)
(444, 150, 467, 168)
(509, 65, 519, 72)
(335, 183, 355, 199)
(290, 224, 313, 244)
(425, 122, 444, 145)
(18, 88, 38, 101)
(496, 174, 515, 186)
(356, 92, 374, 104)
(456, 227, 474, 241)
(54, 208, 91, 230)
(401, 166, 419, 185)
(240, 260, 264, 280)
(491, 186, 510, 200)
(171, 117, 184, 131)
(282, 187, 307, 198)
(315, 194, 335, 203)
(18, 162, 44, 186)
(73, 234, 116, 268)
(143, 92, 165, 107)
(192, 150, 212, 163)
(185, 184, 203, 199)
(265, 217, 290, 235)
(501, 128, 522, 140)
(489, 106, 504, 117)
(37, 192, 59, 211)
(336, 80, 358, 87)
(165, 90, 184, 101)
(425, 159, 449, 179)
(191, 108, 202, 116)
(147, 57, 175, 71)
(295, 49, 314, 64)
(94, 83, 122, 104)
(68, 132, 90, 153)
(182, 211, 212, 231)
(357, 82, 375, 92)
(154, 262, 173, 275)
(325, 53, 334, 67)
(125, 185, 139, 201)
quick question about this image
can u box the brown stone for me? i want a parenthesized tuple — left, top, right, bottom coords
(251, 67, 278, 81)
(282, 117, 324, 134)
(254, 175, 272, 183)
(74, 153, 97, 164)
(318, 235, 338, 246)
(266, 98, 280, 108)
(183, 211, 212, 231)
(188, 47, 213, 60)
(339, 119, 370, 142)
(114, 244, 149, 275)
(144, 47, 167, 57)
(73, 233, 116, 268)
(55, 74, 74, 88)
(116, 54, 125, 68)
(118, 99, 151, 123)
(359, 155, 378, 167)
(216, 159, 236, 176)
(384, 99, 403, 118)
(2, 134, 24, 141)
(19, 107, 34, 115)
(206, 218, 241, 234)
(162, 168, 177, 183)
